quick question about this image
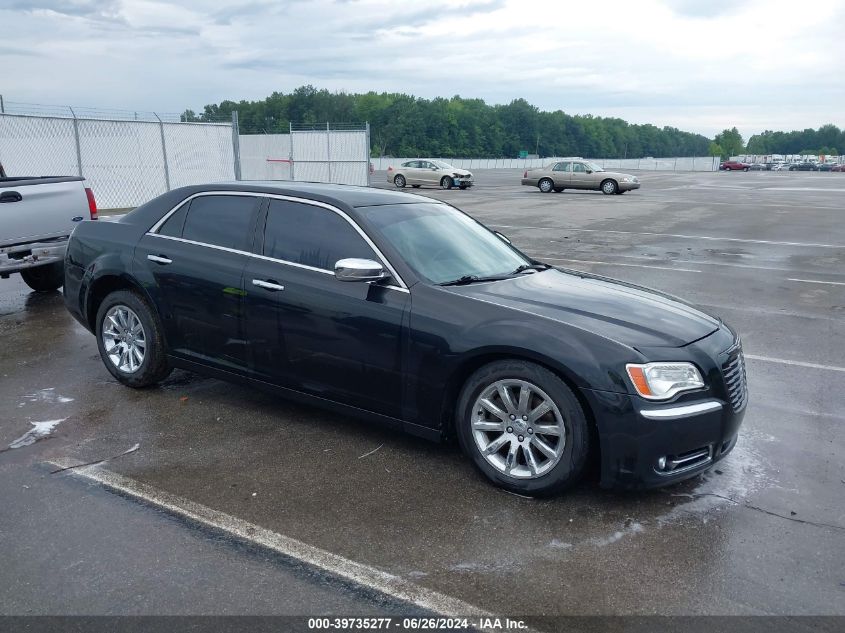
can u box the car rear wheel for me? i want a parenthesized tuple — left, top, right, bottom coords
(538, 178, 554, 193)
(393, 174, 406, 188)
(456, 360, 590, 496)
(96, 290, 171, 388)
(743, 167, 749, 172)
(553, 187, 564, 193)
(601, 179, 618, 195)
(440, 176, 453, 190)
(20, 262, 64, 292)
(411, 184, 421, 188)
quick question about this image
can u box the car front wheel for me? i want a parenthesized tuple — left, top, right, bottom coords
(456, 360, 590, 496)
(440, 176, 453, 190)
(601, 179, 618, 195)
(95, 290, 171, 388)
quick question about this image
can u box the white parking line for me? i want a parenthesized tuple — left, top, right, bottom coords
(543, 257, 702, 273)
(788, 278, 845, 287)
(743, 355, 845, 373)
(492, 224, 844, 249)
(49, 460, 494, 621)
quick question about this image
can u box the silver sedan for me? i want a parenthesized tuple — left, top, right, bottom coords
(387, 160, 474, 190)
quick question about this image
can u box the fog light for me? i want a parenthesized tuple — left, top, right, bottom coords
(657, 456, 667, 470)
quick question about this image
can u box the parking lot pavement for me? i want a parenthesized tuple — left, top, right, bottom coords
(1, 170, 844, 618)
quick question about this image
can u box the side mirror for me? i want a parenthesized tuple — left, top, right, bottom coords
(334, 258, 387, 282)
(585, 169, 593, 174)
(431, 166, 439, 171)
(493, 231, 512, 244)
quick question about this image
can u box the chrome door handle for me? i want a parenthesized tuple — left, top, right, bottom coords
(252, 279, 285, 291)
(147, 254, 172, 265)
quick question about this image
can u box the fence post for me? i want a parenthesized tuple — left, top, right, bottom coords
(231, 111, 242, 181)
(69, 106, 83, 177)
(288, 122, 295, 180)
(154, 113, 171, 191)
(0, 95, 4, 114)
(365, 122, 371, 186)
(326, 122, 332, 183)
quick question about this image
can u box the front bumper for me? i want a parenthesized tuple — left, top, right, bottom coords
(585, 388, 745, 489)
(619, 181, 641, 191)
(0, 238, 68, 277)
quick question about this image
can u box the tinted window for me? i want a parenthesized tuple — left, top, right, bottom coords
(263, 200, 377, 270)
(158, 202, 189, 237)
(181, 195, 258, 251)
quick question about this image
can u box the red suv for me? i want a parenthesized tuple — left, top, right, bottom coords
(720, 160, 751, 171)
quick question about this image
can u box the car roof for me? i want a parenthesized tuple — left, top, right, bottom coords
(201, 180, 436, 208)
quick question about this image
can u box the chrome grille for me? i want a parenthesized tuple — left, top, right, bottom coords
(721, 346, 748, 412)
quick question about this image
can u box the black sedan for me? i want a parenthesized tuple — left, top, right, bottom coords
(64, 182, 747, 496)
(789, 162, 819, 171)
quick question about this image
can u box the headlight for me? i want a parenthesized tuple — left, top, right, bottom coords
(622, 176, 638, 183)
(625, 362, 704, 400)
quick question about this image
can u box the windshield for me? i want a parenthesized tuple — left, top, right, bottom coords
(358, 203, 531, 284)
(432, 160, 456, 170)
(584, 161, 604, 172)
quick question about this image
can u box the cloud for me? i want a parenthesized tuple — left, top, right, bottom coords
(0, 0, 842, 138)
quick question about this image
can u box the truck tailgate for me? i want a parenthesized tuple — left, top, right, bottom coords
(0, 178, 89, 247)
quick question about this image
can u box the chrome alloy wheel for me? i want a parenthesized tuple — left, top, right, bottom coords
(102, 305, 146, 374)
(471, 379, 566, 479)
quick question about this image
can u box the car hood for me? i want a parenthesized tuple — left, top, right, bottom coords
(446, 168, 472, 176)
(596, 170, 636, 179)
(445, 268, 719, 348)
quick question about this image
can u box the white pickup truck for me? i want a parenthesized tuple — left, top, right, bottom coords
(0, 167, 97, 291)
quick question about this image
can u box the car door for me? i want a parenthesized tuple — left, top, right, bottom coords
(134, 193, 261, 372)
(243, 197, 409, 418)
(569, 162, 592, 189)
(403, 161, 422, 185)
(551, 161, 571, 187)
(419, 161, 438, 185)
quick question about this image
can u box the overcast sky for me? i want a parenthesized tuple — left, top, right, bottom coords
(1, 0, 843, 138)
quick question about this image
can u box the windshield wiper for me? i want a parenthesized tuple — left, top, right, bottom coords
(512, 263, 552, 274)
(438, 274, 510, 286)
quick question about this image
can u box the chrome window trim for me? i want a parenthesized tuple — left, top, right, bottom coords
(146, 190, 409, 292)
(639, 400, 723, 420)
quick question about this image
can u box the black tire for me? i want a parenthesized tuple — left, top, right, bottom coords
(538, 178, 554, 193)
(20, 262, 64, 292)
(440, 176, 453, 190)
(95, 289, 171, 388)
(411, 184, 421, 188)
(600, 179, 618, 195)
(616, 190, 626, 194)
(724, 166, 731, 171)
(393, 174, 406, 188)
(459, 184, 469, 190)
(553, 187, 564, 193)
(455, 360, 590, 496)
(743, 167, 749, 172)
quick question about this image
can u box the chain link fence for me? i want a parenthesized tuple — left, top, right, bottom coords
(0, 101, 235, 209)
(236, 122, 370, 186)
(371, 156, 720, 172)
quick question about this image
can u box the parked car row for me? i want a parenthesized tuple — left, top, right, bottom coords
(720, 159, 845, 172)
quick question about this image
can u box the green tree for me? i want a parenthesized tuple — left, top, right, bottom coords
(713, 128, 744, 158)
(708, 142, 724, 157)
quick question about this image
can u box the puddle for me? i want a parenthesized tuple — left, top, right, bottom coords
(656, 431, 774, 525)
(18, 388, 74, 407)
(9, 418, 67, 449)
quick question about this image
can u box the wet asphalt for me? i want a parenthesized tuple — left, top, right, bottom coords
(0, 169, 843, 617)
